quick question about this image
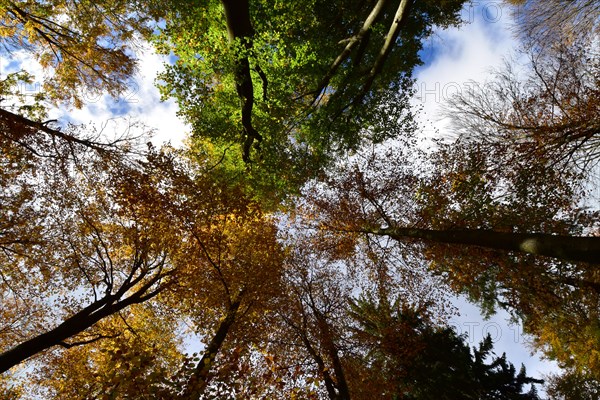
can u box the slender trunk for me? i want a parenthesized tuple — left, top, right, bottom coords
(365, 226, 600, 264)
(314, 0, 390, 101)
(316, 312, 351, 400)
(0, 269, 166, 374)
(220, 0, 263, 163)
(0, 305, 105, 373)
(220, 0, 253, 41)
(183, 291, 244, 399)
(0, 107, 106, 151)
(299, 332, 339, 400)
(359, 0, 412, 98)
(327, 345, 350, 400)
(283, 308, 338, 399)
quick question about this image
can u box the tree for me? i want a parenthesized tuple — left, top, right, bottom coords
(362, 226, 600, 264)
(306, 139, 598, 264)
(275, 248, 356, 400)
(0, 135, 179, 374)
(0, 102, 285, 386)
(422, 11, 600, 375)
(0, 71, 291, 393)
(303, 135, 600, 379)
(28, 303, 184, 399)
(444, 37, 600, 173)
(163, 199, 285, 399)
(2, 1, 584, 396)
(209, 224, 544, 400)
(178, 219, 458, 399)
(0, 77, 185, 375)
(347, 295, 543, 399)
(154, 0, 467, 197)
(0, 0, 164, 107)
(226, 237, 543, 399)
(506, 0, 600, 48)
(545, 370, 600, 400)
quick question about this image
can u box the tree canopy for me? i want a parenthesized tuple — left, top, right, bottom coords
(0, 0, 165, 107)
(153, 0, 466, 199)
(1, 0, 599, 398)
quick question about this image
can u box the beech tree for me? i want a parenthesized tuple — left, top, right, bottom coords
(2, 0, 594, 396)
(424, 10, 600, 377)
(0, 126, 178, 374)
(444, 37, 600, 173)
(154, 0, 467, 197)
(306, 138, 597, 262)
(162, 194, 285, 399)
(25, 197, 285, 399)
(545, 370, 600, 400)
(506, 0, 599, 47)
(214, 234, 544, 399)
(29, 304, 184, 399)
(0, 76, 173, 377)
(0, 103, 285, 389)
(362, 226, 599, 264)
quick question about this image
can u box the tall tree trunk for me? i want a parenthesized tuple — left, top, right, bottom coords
(315, 311, 351, 400)
(0, 107, 108, 151)
(220, 0, 263, 163)
(358, 0, 412, 99)
(299, 332, 339, 400)
(0, 301, 113, 373)
(183, 290, 244, 399)
(365, 226, 600, 264)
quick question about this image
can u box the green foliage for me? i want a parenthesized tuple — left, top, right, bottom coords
(153, 0, 467, 202)
(0, 71, 47, 120)
(4, 1, 599, 397)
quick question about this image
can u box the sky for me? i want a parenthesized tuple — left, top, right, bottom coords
(415, 1, 520, 139)
(0, 0, 562, 389)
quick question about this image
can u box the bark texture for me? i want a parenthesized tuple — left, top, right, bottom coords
(367, 226, 600, 264)
(220, 0, 264, 163)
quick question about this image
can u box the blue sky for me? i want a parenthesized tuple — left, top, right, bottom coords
(414, 1, 520, 138)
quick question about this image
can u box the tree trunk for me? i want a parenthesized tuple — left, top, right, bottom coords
(220, 0, 263, 163)
(299, 332, 339, 400)
(0, 107, 106, 151)
(315, 312, 351, 400)
(0, 291, 152, 373)
(366, 226, 600, 264)
(183, 290, 244, 399)
(0, 303, 107, 373)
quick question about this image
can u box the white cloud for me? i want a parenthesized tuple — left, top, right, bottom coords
(126, 45, 190, 147)
(414, 1, 518, 139)
(44, 42, 190, 148)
